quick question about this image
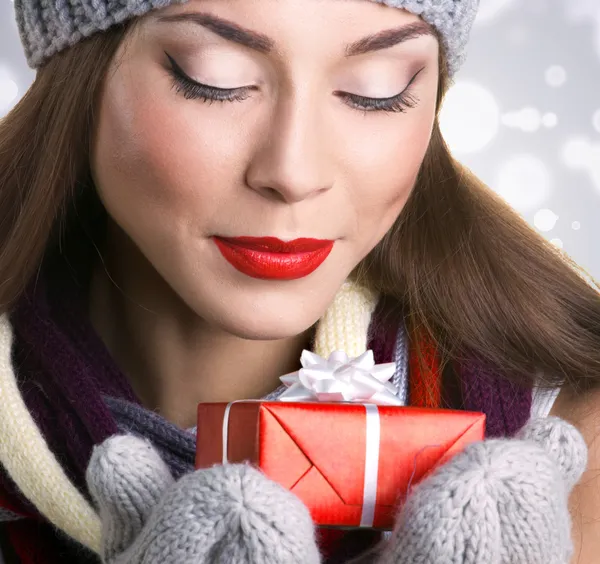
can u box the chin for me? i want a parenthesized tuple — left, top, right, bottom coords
(168, 252, 351, 341)
(175, 281, 324, 341)
(223, 320, 310, 341)
(209, 301, 319, 341)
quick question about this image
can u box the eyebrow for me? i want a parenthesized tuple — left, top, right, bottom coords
(156, 13, 436, 56)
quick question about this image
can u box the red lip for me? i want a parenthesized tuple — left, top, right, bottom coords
(213, 236, 334, 280)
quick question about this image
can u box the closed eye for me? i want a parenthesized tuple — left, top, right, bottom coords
(166, 52, 424, 114)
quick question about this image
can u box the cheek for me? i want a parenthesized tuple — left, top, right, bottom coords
(91, 64, 247, 237)
(345, 110, 435, 242)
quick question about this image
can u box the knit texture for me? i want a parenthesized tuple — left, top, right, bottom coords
(86, 434, 321, 564)
(408, 329, 442, 409)
(378, 417, 588, 564)
(458, 355, 533, 438)
(104, 396, 197, 480)
(0, 314, 102, 552)
(14, 0, 479, 75)
(313, 280, 379, 359)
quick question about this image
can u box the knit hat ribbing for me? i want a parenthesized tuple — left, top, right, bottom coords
(14, 0, 479, 75)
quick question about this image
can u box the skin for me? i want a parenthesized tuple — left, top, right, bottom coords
(89, 0, 439, 427)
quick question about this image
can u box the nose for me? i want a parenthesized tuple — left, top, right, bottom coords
(245, 95, 334, 204)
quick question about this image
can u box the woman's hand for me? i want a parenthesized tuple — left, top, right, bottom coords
(377, 417, 588, 564)
(85, 434, 321, 564)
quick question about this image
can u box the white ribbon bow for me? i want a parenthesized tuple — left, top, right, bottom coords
(278, 350, 402, 406)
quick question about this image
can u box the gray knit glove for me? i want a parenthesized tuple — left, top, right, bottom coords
(85, 435, 321, 564)
(377, 416, 588, 564)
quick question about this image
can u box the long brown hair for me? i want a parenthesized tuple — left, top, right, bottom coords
(1, 21, 600, 395)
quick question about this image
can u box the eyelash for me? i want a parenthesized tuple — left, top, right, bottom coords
(166, 52, 422, 114)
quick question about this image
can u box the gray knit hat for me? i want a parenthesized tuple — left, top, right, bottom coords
(14, 0, 479, 75)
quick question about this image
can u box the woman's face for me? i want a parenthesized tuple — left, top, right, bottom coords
(92, 0, 439, 339)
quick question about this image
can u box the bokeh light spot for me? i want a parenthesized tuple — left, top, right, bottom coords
(542, 112, 558, 128)
(534, 209, 559, 232)
(495, 155, 551, 213)
(439, 81, 500, 154)
(592, 109, 600, 133)
(545, 65, 567, 88)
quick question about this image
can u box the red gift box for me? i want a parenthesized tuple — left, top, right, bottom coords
(196, 401, 485, 530)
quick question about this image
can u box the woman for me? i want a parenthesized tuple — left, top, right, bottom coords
(0, 0, 598, 562)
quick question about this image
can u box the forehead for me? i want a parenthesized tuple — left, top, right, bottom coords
(156, 0, 424, 21)
(143, 0, 437, 52)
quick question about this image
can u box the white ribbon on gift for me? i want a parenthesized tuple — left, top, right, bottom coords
(278, 349, 403, 406)
(360, 403, 380, 527)
(220, 350, 401, 528)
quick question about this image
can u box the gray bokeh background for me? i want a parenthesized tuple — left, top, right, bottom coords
(1, 0, 600, 278)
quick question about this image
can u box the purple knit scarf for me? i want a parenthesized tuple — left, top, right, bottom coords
(1, 256, 532, 562)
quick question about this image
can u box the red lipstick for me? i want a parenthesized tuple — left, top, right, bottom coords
(213, 236, 334, 280)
